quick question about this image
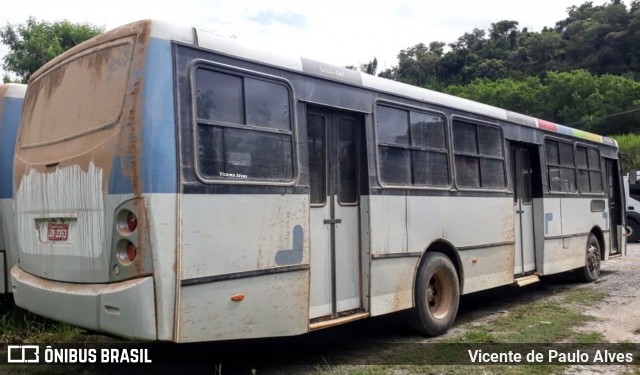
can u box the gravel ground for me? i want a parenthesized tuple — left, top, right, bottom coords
(582, 242, 640, 342)
(564, 242, 640, 375)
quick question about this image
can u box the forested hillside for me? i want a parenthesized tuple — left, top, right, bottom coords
(368, 0, 640, 165)
(370, 0, 640, 165)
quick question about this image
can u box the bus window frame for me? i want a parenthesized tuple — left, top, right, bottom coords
(574, 142, 605, 196)
(543, 136, 580, 195)
(450, 115, 508, 192)
(372, 98, 452, 190)
(189, 59, 299, 186)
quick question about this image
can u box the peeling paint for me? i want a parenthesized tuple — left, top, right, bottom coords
(15, 162, 109, 282)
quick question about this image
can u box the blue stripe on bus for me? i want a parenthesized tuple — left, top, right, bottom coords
(109, 38, 178, 194)
(141, 38, 178, 194)
(0, 97, 24, 199)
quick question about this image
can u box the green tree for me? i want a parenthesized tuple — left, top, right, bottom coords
(614, 133, 640, 174)
(447, 69, 640, 135)
(380, 42, 446, 88)
(360, 57, 378, 75)
(0, 17, 103, 83)
(444, 76, 546, 116)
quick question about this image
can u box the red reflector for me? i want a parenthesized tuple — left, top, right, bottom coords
(126, 242, 137, 262)
(127, 212, 138, 232)
(231, 294, 245, 302)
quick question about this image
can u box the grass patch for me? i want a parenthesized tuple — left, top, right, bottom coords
(562, 287, 608, 306)
(489, 301, 584, 343)
(0, 298, 82, 343)
(572, 332, 606, 343)
(0, 299, 119, 374)
(304, 286, 613, 375)
(0, 297, 114, 344)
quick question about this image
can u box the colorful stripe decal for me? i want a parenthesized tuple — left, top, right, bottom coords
(535, 119, 605, 144)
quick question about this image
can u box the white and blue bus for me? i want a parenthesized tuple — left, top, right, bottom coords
(0, 83, 26, 295)
(11, 20, 626, 342)
(625, 172, 640, 242)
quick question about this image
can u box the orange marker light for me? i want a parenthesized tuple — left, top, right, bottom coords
(126, 242, 137, 262)
(231, 294, 245, 302)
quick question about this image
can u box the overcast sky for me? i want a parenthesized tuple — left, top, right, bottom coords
(0, 0, 620, 78)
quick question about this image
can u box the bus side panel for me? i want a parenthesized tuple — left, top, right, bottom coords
(542, 197, 604, 274)
(144, 193, 177, 340)
(369, 257, 418, 316)
(542, 198, 562, 238)
(177, 194, 310, 342)
(0, 94, 25, 293)
(561, 197, 608, 236)
(407, 196, 514, 295)
(368, 195, 514, 315)
(141, 36, 180, 341)
(368, 195, 412, 316)
(179, 271, 309, 342)
(457, 245, 516, 294)
(369, 195, 407, 254)
(406, 196, 514, 249)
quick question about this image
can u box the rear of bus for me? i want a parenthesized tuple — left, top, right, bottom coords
(10, 21, 178, 340)
(0, 83, 26, 294)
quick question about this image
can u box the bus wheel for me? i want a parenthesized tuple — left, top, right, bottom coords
(408, 252, 459, 336)
(577, 233, 601, 282)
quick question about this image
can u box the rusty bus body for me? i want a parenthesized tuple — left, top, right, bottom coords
(0, 83, 26, 295)
(10, 20, 626, 342)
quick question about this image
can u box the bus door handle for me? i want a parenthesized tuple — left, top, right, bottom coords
(516, 210, 524, 214)
(323, 219, 342, 224)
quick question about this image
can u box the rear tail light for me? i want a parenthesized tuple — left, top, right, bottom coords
(116, 240, 137, 264)
(111, 200, 151, 279)
(117, 209, 138, 234)
(126, 242, 137, 261)
(126, 212, 137, 232)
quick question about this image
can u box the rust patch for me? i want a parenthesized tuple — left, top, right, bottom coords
(15, 20, 152, 195)
(124, 22, 151, 276)
(0, 84, 9, 98)
(13, 21, 154, 282)
(30, 20, 152, 84)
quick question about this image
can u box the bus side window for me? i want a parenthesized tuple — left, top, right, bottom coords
(193, 68, 295, 183)
(576, 145, 603, 194)
(452, 119, 505, 190)
(375, 103, 448, 187)
(545, 139, 576, 193)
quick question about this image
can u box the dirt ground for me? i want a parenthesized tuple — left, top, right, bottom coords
(562, 242, 640, 375)
(581, 241, 640, 342)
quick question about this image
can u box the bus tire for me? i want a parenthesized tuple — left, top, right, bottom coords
(576, 233, 601, 282)
(408, 252, 459, 336)
(628, 218, 640, 243)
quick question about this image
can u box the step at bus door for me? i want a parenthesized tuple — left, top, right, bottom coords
(307, 107, 362, 320)
(511, 146, 536, 275)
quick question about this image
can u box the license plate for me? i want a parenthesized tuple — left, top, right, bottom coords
(47, 223, 69, 241)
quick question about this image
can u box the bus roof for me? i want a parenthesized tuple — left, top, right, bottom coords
(31, 19, 617, 148)
(0, 83, 27, 99)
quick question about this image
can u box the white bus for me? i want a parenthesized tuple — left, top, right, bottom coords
(625, 172, 640, 242)
(0, 83, 26, 295)
(11, 20, 626, 342)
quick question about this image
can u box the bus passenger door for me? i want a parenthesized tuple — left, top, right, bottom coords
(307, 107, 362, 320)
(605, 158, 623, 254)
(511, 145, 536, 275)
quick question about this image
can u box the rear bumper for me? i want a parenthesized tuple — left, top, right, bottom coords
(11, 265, 157, 340)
